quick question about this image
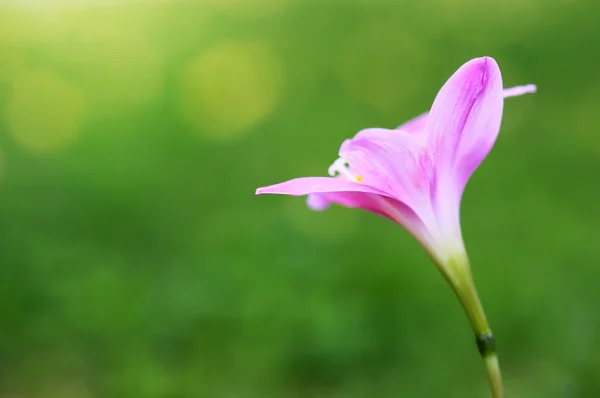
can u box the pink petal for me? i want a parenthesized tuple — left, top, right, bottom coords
(430, 57, 504, 184)
(307, 190, 416, 223)
(425, 57, 504, 237)
(257, 176, 417, 224)
(427, 57, 503, 176)
(396, 112, 428, 134)
(257, 176, 394, 220)
(394, 85, 535, 133)
(339, 128, 433, 212)
(256, 176, 392, 198)
(306, 194, 331, 211)
(257, 176, 413, 221)
(312, 190, 437, 254)
(257, 177, 438, 257)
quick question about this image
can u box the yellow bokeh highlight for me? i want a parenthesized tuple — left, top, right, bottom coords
(63, 10, 165, 117)
(338, 23, 431, 116)
(0, 42, 24, 90)
(0, 13, 27, 91)
(181, 40, 284, 140)
(204, 0, 294, 19)
(0, 10, 30, 47)
(7, 69, 85, 153)
(0, 5, 165, 118)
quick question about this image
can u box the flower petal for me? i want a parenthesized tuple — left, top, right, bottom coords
(306, 193, 331, 211)
(306, 190, 417, 223)
(427, 56, 503, 180)
(394, 85, 536, 134)
(396, 112, 428, 134)
(256, 176, 392, 198)
(425, 57, 504, 241)
(257, 177, 439, 258)
(257, 176, 415, 222)
(308, 190, 438, 253)
(257, 176, 395, 220)
(339, 128, 433, 213)
(256, 176, 413, 220)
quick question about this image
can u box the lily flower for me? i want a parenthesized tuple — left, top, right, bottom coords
(256, 57, 536, 263)
(256, 57, 535, 397)
(257, 56, 534, 272)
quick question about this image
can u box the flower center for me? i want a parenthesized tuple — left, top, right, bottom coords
(328, 157, 363, 183)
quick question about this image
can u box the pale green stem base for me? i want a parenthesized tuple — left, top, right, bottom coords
(484, 353, 505, 398)
(435, 255, 506, 398)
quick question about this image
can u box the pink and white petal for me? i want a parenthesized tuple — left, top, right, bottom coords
(257, 176, 441, 256)
(258, 176, 399, 224)
(425, 57, 504, 240)
(309, 190, 414, 222)
(256, 176, 393, 198)
(340, 116, 428, 155)
(339, 128, 432, 211)
(305, 190, 439, 260)
(393, 85, 535, 137)
(257, 176, 397, 217)
(427, 57, 504, 179)
(306, 193, 331, 211)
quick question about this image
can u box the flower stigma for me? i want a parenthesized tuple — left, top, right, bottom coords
(328, 157, 362, 183)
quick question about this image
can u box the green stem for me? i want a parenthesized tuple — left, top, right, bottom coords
(483, 353, 505, 398)
(440, 255, 506, 398)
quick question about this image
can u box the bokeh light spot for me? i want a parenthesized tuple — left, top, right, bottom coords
(208, 0, 294, 19)
(65, 12, 165, 118)
(7, 69, 85, 153)
(0, 12, 27, 92)
(0, 43, 25, 93)
(181, 40, 284, 140)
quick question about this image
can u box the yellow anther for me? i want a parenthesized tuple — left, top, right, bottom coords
(355, 175, 363, 183)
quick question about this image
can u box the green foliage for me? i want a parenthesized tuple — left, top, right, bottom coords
(0, 1, 599, 397)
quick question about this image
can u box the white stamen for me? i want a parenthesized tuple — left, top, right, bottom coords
(327, 157, 362, 183)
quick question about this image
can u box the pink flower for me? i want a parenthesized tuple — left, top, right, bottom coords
(256, 57, 535, 269)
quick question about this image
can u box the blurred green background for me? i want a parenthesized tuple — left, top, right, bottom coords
(0, 0, 599, 397)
